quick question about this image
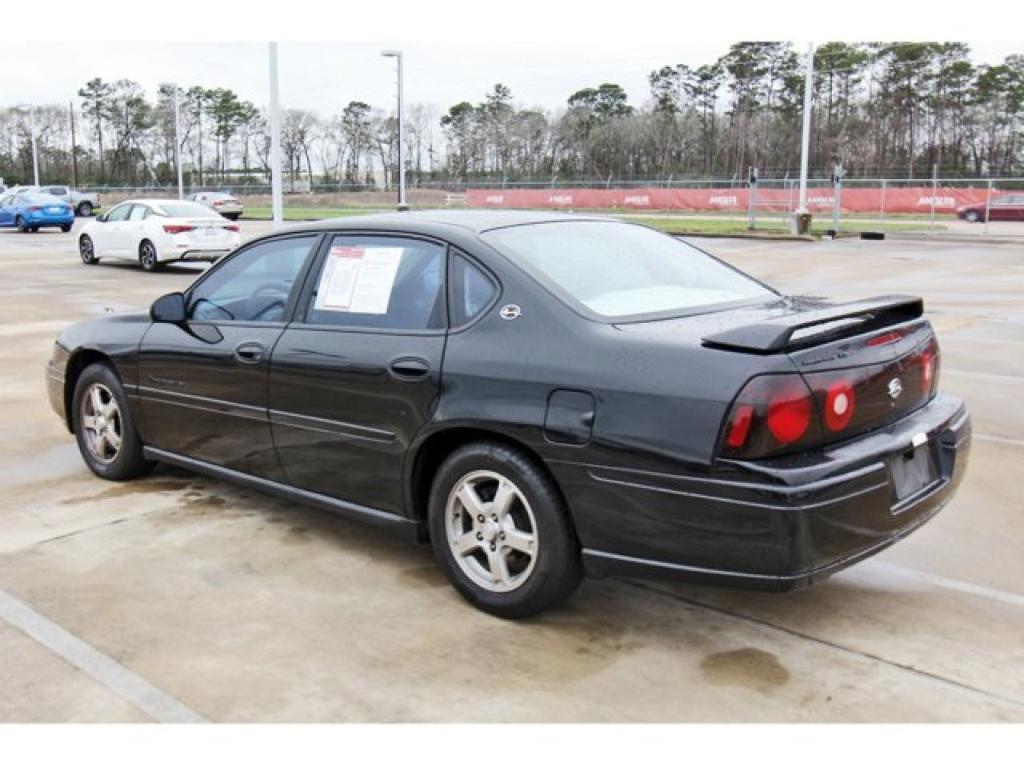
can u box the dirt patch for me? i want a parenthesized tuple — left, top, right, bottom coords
(701, 648, 790, 693)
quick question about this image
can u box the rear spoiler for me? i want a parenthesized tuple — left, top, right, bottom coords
(702, 295, 924, 353)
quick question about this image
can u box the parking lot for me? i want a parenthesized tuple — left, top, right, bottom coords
(0, 218, 1022, 722)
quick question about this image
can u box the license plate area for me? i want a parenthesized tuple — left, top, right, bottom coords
(889, 441, 939, 510)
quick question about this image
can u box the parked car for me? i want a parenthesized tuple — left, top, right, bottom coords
(77, 198, 240, 271)
(10, 185, 101, 216)
(957, 194, 1024, 222)
(189, 191, 243, 220)
(0, 192, 74, 232)
(45, 211, 971, 618)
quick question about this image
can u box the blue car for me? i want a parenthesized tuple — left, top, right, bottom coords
(0, 192, 75, 233)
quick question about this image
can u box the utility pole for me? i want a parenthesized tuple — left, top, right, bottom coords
(793, 42, 815, 234)
(69, 102, 79, 188)
(173, 86, 184, 200)
(268, 42, 284, 230)
(381, 50, 408, 210)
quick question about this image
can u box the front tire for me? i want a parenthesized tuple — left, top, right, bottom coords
(72, 363, 153, 481)
(965, 210, 981, 223)
(79, 235, 98, 264)
(139, 240, 161, 271)
(428, 442, 582, 618)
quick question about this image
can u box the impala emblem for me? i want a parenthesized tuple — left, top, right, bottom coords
(499, 304, 522, 320)
(887, 377, 903, 400)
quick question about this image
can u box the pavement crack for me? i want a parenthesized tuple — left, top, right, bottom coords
(623, 579, 1024, 711)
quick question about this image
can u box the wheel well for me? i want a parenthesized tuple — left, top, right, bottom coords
(408, 427, 565, 527)
(64, 350, 113, 431)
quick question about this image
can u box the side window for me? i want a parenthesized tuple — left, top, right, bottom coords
(128, 205, 148, 221)
(189, 235, 318, 323)
(451, 252, 498, 326)
(0, 196, 12, 207)
(304, 235, 445, 331)
(106, 204, 132, 222)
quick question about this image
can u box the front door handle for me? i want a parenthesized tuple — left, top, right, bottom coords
(388, 357, 430, 380)
(234, 341, 266, 365)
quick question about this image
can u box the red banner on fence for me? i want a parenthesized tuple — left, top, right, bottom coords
(465, 186, 990, 215)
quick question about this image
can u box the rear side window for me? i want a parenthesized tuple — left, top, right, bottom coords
(451, 252, 497, 326)
(304, 235, 445, 331)
(106, 204, 132, 222)
(127, 205, 148, 221)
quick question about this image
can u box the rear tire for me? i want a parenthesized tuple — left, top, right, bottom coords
(72, 362, 153, 481)
(965, 210, 981, 223)
(15, 216, 29, 232)
(79, 235, 98, 264)
(61, 224, 72, 233)
(428, 441, 582, 619)
(77, 201, 94, 217)
(139, 240, 161, 271)
(227, 213, 241, 221)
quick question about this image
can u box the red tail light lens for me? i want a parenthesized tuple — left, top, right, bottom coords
(223, 224, 240, 232)
(28, 206, 42, 212)
(919, 340, 939, 395)
(163, 224, 195, 234)
(720, 374, 821, 459)
(823, 380, 856, 432)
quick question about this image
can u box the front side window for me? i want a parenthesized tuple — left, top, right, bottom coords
(105, 204, 132, 222)
(482, 221, 774, 320)
(189, 235, 318, 323)
(304, 235, 445, 331)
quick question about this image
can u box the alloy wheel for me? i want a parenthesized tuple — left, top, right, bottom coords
(80, 383, 122, 463)
(140, 242, 157, 270)
(80, 236, 95, 263)
(445, 470, 538, 593)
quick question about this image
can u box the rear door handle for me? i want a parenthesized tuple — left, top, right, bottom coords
(388, 357, 430, 380)
(234, 341, 266, 365)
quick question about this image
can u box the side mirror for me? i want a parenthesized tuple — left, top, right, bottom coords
(95, 213, 107, 222)
(150, 292, 187, 323)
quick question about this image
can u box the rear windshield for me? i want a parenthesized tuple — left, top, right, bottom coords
(482, 221, 774, 320)
(154, 201, 220, 218)
(20, 194, 63, 205)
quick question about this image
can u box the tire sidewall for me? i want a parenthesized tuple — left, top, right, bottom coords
(78, 202, 93, 217)
(428, 442, 581, 618)
(72, 363, 149, 481)
(140, 240, 159, 271)
(80, 235, 97, 263)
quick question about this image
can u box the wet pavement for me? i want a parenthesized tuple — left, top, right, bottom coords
(0, 220, 1022, 722)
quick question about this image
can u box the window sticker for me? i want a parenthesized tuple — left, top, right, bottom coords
(314, 245, 403, 315)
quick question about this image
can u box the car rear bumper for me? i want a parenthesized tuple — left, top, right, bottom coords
(176, 250, 230, 262)
(45, 360, 67, 427)
(569, 393, 971, 589)
(27, 213, 74, 225)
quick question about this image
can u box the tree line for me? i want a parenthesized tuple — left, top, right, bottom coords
(1, 41, 1021, 189)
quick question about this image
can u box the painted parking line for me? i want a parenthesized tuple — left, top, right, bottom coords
(0, 589, 206, 723)
(864, 562, 1024, 610)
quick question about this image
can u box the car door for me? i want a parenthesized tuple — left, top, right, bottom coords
(93, 202, 133, 256)
(0, 195, 14, 227)
(124, 203, 151, 255)
(137, 233, 322, 479)
(268, 233, 448, 513)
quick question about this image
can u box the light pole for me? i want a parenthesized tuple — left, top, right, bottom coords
(14, 105, 40, 186)
(268, 42, 284, 229)
(381, 50, 408, 211)
(793, 42, 815, 234)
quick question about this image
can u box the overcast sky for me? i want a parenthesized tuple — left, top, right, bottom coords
(2, 41, 1020, 116)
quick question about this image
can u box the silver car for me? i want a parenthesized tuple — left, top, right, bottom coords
(189, 191, 244, 221)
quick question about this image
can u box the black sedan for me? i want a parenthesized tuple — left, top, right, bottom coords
(46, 212, 971, 618)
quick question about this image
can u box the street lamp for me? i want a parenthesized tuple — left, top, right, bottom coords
(13, 105, 40, 187)
(172, 85, 184, 200)
(380, 50, 408, 211)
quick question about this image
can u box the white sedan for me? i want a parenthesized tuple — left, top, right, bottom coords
(78, 198, 241, 271)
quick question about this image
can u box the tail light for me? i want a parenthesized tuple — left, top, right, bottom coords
(719, 374, 822, 459)
(720, 334, 941, 460)
(223, 224, 240, 232)
(163, 224, 195, 234)
(213, 200, 224, 206)
(28, 206, 41, 212)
